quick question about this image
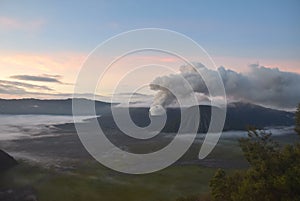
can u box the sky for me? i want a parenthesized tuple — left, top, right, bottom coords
(0, 0, 299, 109)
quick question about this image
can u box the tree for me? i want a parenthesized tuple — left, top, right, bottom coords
(295, 103, 300, 136)
(210, 128, 300, 201)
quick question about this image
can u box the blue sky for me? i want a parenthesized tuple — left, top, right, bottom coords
(1, 0, 299, 59)
(0, 0, 299, 102)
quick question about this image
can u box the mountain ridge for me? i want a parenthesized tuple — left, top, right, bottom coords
(0, 99, 295, 131)
(97, 104, 294, 132)
(0, 98, 112, 115)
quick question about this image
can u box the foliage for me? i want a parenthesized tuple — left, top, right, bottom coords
(174, 194, 211, 201)
(295, 103, 300, 135)
(210, 128, 300, 201)
(1, 161, 217, 201)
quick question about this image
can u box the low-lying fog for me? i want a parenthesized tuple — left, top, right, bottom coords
(0, 115, 297, 168)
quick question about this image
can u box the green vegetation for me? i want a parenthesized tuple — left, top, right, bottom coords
(0, 134, 249, 201)
(2, 131, 299, 201)
(210, 128, 300, 201)
(2, 104, 300, 201)
(295, 103, 300, 135)
(0, 160, 216, 201)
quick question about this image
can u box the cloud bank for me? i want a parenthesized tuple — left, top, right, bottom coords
(0, 80, 53, 91)
(10, 74, 63, 83)
(150, 63, 300, 109)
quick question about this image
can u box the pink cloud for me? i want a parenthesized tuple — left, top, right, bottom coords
(0, 16, 45, 31)
(0, 51, 86, 95)
(0, 51, 85, 71)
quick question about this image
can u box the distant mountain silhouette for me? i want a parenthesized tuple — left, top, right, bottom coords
(0, 99, 295, 131)
(0, 98, 112, 115)
(98, 103, 294, 132)
(225, 102, 295, 130)
(98, 106, 213, 133)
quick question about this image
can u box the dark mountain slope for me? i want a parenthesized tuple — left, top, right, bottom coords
(225, 102, 294, 130)
(0, 98, 112, 115)
(98, 103, 294, 133)
(0, 99, 294, 132)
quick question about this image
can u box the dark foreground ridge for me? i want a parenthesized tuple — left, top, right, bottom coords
(0, 150, 18, 172)
(0, 150, 37, 201)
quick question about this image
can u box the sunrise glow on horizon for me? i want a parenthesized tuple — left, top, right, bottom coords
(1, 1, 299, 102)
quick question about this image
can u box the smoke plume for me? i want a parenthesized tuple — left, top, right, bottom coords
(149, 63, 300, 113)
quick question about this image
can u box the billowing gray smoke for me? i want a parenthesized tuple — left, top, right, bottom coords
(149, 63, 218, 115)
(219, 64, 300, 109)
(149, 63, 300, 114)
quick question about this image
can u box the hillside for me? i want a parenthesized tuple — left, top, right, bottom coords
(97, 103, 295, 132)
(0, 98, 112, 115)
(0, 99, 294, 131)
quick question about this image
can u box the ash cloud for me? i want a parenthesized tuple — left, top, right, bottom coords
(219, 64, 300, 109)
(150, 63, 208, 107)
(150, 63, 300, 110)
